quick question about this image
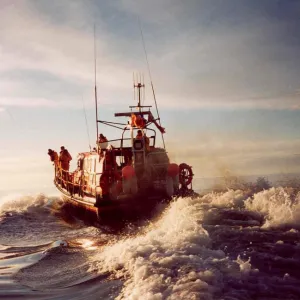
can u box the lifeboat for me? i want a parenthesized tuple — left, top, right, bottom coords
(50, 78, 197, 226)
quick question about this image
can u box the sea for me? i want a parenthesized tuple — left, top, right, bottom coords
(1, 175, 300, 300)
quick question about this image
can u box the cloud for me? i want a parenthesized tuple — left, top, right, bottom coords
(1, 0, 300, 110)
(167, 137, 300, 177)
(116, 0, 300, 110)
(0, 1, 138, 108)
(0, 97, 58, 107)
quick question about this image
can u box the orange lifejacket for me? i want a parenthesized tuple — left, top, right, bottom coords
(98, 135, 108, 143)
(49, 151, 59, 164)
(131, 114, 146, 128)
(59, 150, 72, 170)
(52, 151, 59, 164)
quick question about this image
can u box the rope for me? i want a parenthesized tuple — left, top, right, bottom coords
(138, 17, 166, 149)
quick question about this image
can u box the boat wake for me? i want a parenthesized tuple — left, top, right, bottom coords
(91, 187, 300, 299)
(1, 187, 300, 299)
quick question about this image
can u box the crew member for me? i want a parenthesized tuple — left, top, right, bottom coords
(98, 133, 108, 156)
(135, 130, 150, 151)
(135, 129, 143, 140)
(98, 133, 108, 143)
(59, 146, 72, 182)
(48, 149, 58, 165)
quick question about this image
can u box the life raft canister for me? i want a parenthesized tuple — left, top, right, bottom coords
(179, 163, 193, 186)
(167, 163, 180, 192)
(165, 176, 174, 198)
(122, 165, 136, 179)
(122, 166, 138, 194)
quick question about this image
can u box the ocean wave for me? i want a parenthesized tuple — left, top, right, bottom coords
(245, 187, 300, 229)
(2, 187, 300, 299)
(0, 193, 62, 214)
(92, 196, 247, 299)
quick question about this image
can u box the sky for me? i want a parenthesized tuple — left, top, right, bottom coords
(1, 0, 300, 195)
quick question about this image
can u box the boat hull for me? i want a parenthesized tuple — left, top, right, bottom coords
(54, 177, 198, 229)
(56, 184, 172, 228)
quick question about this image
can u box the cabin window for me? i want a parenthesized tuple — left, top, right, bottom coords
(91, 158, 94, 173)
(77, 158, 84, 170)
(93, 158, 97, 172)
(89, 158, 93, 173)
(83, 158, 87, 171)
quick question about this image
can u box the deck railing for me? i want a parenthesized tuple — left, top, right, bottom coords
(54, 164, 102, 197)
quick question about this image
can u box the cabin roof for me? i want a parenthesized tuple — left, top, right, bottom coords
(114, 111, 152, 117)
(78, 151, 98, 157)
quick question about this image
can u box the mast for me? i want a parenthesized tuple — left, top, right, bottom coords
(134, 80, 144, 113)
(82, 97, 92, 151)
(94, 24, 99, 147)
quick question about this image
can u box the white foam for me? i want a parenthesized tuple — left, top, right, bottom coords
(0, 193, 43, 213)
(236, 255, 255, 274)
(245, 187, 300, 228)
(201, 189, 246, 208)
(0, 192, 63, 214)
(92, 196, 250, 299)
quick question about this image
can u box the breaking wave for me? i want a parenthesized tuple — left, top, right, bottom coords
(1, 185, 300, 299)
(92, 196, 227, 299)
(245, 187, 300, 229)
(89, 187, 300, 299)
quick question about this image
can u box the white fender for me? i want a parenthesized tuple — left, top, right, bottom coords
(166, 176, 174, 198)
(173, 174, 179, 191)
(123, 176, 138, 195)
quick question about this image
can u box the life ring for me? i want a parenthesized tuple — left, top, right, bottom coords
(122, 165, 135, 179)
(179, 163, 193, 187)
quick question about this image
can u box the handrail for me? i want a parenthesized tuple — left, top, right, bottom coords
(54, 164, 104, 197)
(53, 160, 125, 197)
(98, 130, 156, 148)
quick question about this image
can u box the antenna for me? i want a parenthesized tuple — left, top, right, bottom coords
(138, 17, 165, 149)
(142, 73, 145, 105)
(133, 72, 135, 102)
(133, 71, 145, 113)
(5, 107, 15, 122)
(82, 97, 92, 151)
(94, 24, 99, 149)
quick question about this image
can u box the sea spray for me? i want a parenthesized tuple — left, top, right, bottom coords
(245, 187, 300, 228)
(0, 193, 55, 213)
(201, 189, 246, 208)
(92, 195, 247, 300)
(1, 189, 300, 298)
